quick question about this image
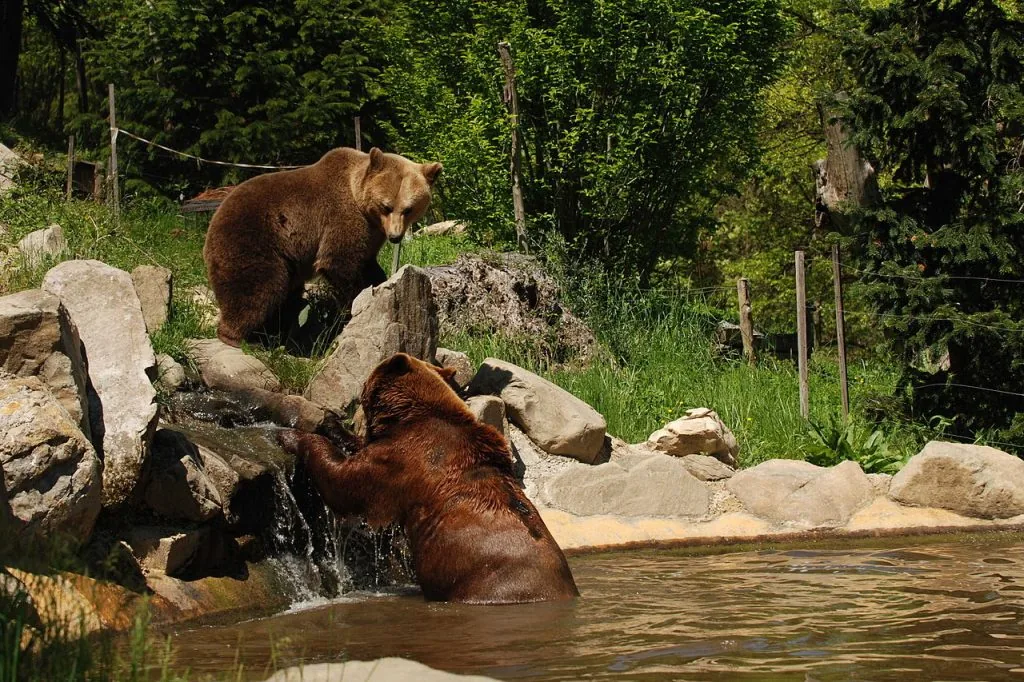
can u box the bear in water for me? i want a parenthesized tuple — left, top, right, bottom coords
(203, 147, 442, 347)
(278, 353, 579, 604)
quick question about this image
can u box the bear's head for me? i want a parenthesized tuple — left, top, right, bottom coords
(359, 353, 461, 438)
(361, 148, 443, 244)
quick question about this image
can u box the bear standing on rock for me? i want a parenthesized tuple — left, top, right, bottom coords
(203, 147, 442, 347)
(278, 353, 579, 604)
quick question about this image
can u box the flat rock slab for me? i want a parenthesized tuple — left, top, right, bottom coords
(131, 265, 172, 333)
(889, 441, 1024, 519)
(680, 454, 736, 482)
(0, 376, 101, 546)
(468, 358, 606, 463)
(186, 338, 281, 393)
(43, 260, 158, 509)
(263, 659, 498, 682)
(646, 408, 739, 467)
(727, 459, 874, 528)
(306, 265, 437, 413)
(541, 453, 709, 517)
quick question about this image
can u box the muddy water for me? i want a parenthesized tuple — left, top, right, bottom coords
(169, 535, 1024, 681)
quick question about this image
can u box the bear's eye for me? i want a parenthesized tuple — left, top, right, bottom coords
(381, 204, 393, 215)
(401, 207, 412, 217)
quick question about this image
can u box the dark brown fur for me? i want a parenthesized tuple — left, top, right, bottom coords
(203, 148, 441, 347)
(277, 353, 579, 604)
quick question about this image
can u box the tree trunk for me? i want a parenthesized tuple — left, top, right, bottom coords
(57, 48, 66, 131)
(0, 0, 25, 118)
(814, 102, 879, 232)
(74, 39, 88, 115)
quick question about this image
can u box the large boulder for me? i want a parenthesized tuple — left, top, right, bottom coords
(130, 265, 172, 333)
(465, 395, 505, 432)
(305, 265, 437, 413)
(889, 441, 1024, 519)
(540, 452, 710, 517)
(0, 289, 89, 431)
(0, 376, 102, 546)
(186, 338, 281, 393)
(645, 408, 739, 467)
(42, 260, 159, 508)
(468, 358, 606, 463)
(425, 254, 597, 363)
(727, 459, 874, 527)
(17, 224, 68, 268)
(142, 429, 228, 523)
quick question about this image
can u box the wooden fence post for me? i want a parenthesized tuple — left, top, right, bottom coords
(354, 116, 362, 152)
(737, 277, 756, 366)
(832, 244, 850, 419)
(107, 84, 120, 218)
(796, 250, 810, 419)
(65, 134, 75, 201)
(497, 41, 528, 253)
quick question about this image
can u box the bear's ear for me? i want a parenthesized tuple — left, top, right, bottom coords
(421, 162, 443, 186)
(366, 147, 385, 177)
(379, 352, 412, 376)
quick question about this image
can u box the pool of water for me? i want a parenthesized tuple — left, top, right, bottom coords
(168, 534, 1024, 681)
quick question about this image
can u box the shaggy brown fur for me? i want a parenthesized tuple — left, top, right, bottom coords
(278, 353, 579, 604)
(203, 147, 442, 347)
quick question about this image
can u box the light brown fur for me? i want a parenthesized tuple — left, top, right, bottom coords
(278, 353, 579, 604)
(203, 148, 441, 347)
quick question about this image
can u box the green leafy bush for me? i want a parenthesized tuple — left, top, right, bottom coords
(805, 416, 907, 474)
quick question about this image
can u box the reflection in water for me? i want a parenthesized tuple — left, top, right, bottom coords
(168, 538, 1024, 681)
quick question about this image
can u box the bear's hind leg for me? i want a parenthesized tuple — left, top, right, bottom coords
(213, 255, 292, 348)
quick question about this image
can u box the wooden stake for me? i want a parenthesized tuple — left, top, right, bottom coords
(737, 277, 756, 366)
(391, 241, 402, 276)
(65, 134, 75, 201)
(354, 116, 362, 152)
(796, 250, 810, 419)
(107, 84, 119, 218)
(832, 244, 850, 419)
(497, 41, 528, 253)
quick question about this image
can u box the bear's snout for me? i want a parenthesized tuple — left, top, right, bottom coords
(388, 234, 403, 244)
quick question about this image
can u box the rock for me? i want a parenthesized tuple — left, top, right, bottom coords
(186, 285, 219, 328)
(186, 338, 281, 393)
(42, 260, 159, 508)
(465, 395, 505, 432)
(123, 526, 210, 576)
(0, 288, 89, 430)
(0, 376, 101, 546)
(17, 224, 68, 268)
(889, 441, 1024, 519)
(425, 254, 597, 363)
(468, 358, 606, 463)
(540, 452, 710, 517)
(415, 220, 468, 237)
(680, 454, 736, 482)
(867, 472, 892, 497)
(434, 347, 474, 388)
(305, 265, 437, 413)
(0, 144, 23, 193)
(262, 659, 498, 682)
(245, 388, 331, 432)
(143, 430, 224, 523)
(727, 459, 874, 527)
(645, 408, 739, 467)
(131, 265, 172, 333)
(155, 354, 187, 393)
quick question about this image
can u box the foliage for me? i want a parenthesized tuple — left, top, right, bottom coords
(381, 0, 788, 280)
(804, 416, 908, 473)
(840, 0, 1024, 450)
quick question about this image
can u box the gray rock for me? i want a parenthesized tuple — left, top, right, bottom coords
(17, 224, 67, 268)
(155, 354, 187, 393)
(130, 265, 172, 333)
(0, 376, 101, 546)
(262, 659, 498, 682)
(306, 265, 437, 413)
(465, 395, 505, 432)
(468, 358, 606, 463)
(680, 454, 736, 482)
(0, 289, 89, 430)
(435, 347, 474, 388)
(123, 526, 209, 576)
(0, 144, 22, 194)
(143, 430, 225, 523)
(415, 220, 468, 237)
(727, 459, 874, 527)
(541, 452, 709, 517)
(42, 260, 159, 509)
(889, 441, 1024, 519)
(186, 338, 281, 393)
(646, 408, 739, 467)
(867, 472, 892, 497)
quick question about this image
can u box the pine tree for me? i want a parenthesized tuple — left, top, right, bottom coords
(841, 0, 1024, 447)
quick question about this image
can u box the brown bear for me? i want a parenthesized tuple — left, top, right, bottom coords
(203, 147, 442, 347)
(278, 353, 579, 604)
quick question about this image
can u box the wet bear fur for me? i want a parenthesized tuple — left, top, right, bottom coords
(278, 353, 579, 604)
(203, 147, 442, 347)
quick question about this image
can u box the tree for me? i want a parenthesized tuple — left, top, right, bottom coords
(841, 0, 1024, 447)
(0, 0, 24, 118)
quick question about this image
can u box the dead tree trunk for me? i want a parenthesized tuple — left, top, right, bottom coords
(814, 101, 879, 232)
